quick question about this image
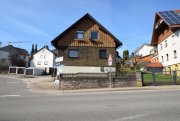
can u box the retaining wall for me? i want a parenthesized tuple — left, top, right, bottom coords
(59, 72, 142, 90)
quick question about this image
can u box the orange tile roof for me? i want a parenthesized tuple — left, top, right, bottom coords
(146, 62, 163, 68)
(135, 55, 151, 63)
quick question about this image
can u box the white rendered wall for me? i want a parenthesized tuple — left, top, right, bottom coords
(136, 45, 154, 57)
(158, 29, 180, 67)
(31, 48, 55, 68)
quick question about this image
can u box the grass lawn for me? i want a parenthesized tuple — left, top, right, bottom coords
(143, 73, 173, 84)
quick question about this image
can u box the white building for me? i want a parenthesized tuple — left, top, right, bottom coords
(135, 44, 154, 57)
(158, 30, 180, 70)
(30, 47, 55, 68)
(151, 10, 180, 72)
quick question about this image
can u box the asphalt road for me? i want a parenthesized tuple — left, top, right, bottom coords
(0, 76, 180, 121)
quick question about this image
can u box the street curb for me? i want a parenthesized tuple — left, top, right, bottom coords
(1, 74, 180, 95)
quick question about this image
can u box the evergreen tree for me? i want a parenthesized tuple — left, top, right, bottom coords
(45, 45, 49, 50)
(31, 44, 34, 55)
(35, 44, 37, 52)
(123, 50, 129, 60)
(0, 41, 2, 47)
(131, 52, 134, 57)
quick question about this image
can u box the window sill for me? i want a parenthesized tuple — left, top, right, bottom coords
(68, 57, 79, 59)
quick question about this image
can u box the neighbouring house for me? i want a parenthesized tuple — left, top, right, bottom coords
(151, 9, 180, 73)
(0, 45, 29, 67)
(51, 13, 122, 73)
(30, 46, 55, 73)
(134, 55, 151, 65)
(145, 48, 163, 72)
(0, 50, 10, 72)
(135, 44, 154, 57)
(132, 44, 154, 71)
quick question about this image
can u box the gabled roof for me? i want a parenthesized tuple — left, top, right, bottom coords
(151, 10, 180, 46)
(33, 46, 54, 55)
(0, 45, 28, 56)
(51, 13, 122, 48)
(146, 62, 163, 68)
(157, 10, 180, 28)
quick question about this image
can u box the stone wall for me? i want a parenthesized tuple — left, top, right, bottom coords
(59, 72, 143, 90)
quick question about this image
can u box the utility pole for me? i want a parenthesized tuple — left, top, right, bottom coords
(108, 54, 113, 88)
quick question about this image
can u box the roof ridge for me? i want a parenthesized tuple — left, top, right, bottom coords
(51, 13, 122, 48)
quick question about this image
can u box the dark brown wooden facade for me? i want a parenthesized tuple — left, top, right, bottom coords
(51, 13, 122, 67)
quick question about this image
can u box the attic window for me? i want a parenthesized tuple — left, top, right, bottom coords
(91, 31, 98, 40)
(76, 31, 84, 39)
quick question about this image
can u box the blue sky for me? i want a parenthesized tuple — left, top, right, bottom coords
(0, 0, 179, 56)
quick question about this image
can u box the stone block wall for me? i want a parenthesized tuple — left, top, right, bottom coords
(59, 72, 143, 90)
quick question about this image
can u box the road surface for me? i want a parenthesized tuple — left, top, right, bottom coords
(0, 76, 180, 121)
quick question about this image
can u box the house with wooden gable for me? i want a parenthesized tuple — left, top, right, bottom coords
(151, 10, 180, 73)
(51, 13, 122, 73)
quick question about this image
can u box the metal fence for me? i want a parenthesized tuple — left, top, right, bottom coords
(142, 70, 180, 86)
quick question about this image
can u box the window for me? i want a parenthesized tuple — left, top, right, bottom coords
(165, 41, 167, 47)
(166, 54, 169, 61)
(162, 56, 164, 62)
(68, 49, 79, 58)
(172, 35, 174, 37)
(44, 61, 48, 65)
(160, 44, 163, 50)
(91, 31, 98, 40)
(99, 50, 107, 59)
(76, 31, 84, 39)
(174, 50, 177, 58)
(37, 61, 41, 65)
(44, 55, 47, 59)
(40, 55, 43, 59)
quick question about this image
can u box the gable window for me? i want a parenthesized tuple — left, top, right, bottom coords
(68, 49, 79, 58)
(91, 31, 98, 40)
(76, 31, 84, 39)
(161, 56, 164, 62)
(99, 50, 107, 59)
(40, 55, 43, 59)
(174, 50, 177, 58)
(166, 54, 169, 61)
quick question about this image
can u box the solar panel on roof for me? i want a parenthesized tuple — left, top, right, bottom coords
(158, 10, 180, 25)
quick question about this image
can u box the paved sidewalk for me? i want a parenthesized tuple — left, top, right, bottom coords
(1, 74, 180, 95)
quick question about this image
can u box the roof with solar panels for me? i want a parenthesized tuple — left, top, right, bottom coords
(151, 10, 180, 46)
